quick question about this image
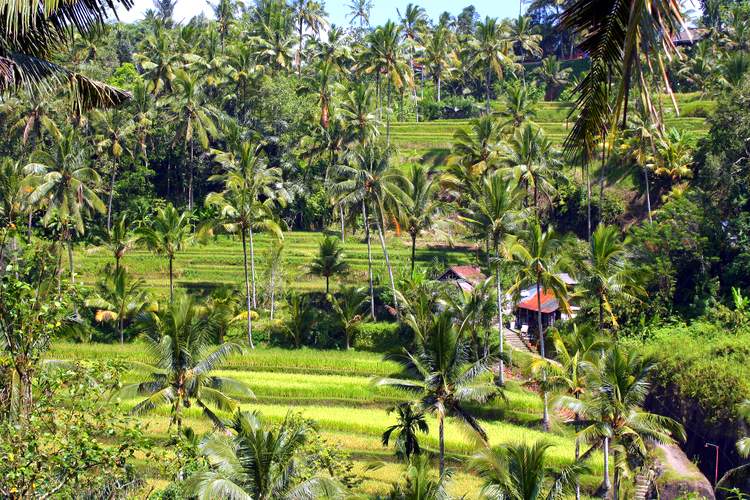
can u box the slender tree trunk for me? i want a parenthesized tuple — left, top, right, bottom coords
(241, 228, 254, 349)
(169, 255, 174, 304)
(27, 211, 33, 241)
(437, 74, 442, 102)
(613, 450, 620, 500)
(485, 65, 492, 115)
(644, 166, 653, 223)
(410, 232, 417, 276)
(438, 409, 445, 477)
(495, 249, 505, 386)
(340, 203, 346, 242)
(298, 18, 303, 78)
(119, 315, 125, 345)
(107, 165, 117, 232)
(188, 141, 195, 211)
(374, 214, 399, 317)
(536, 278, 550, 431)
(362, 201, 375, 320)
(586, 159, 592, 241)
(575, 411, 581, 500)
(386, 80, 392, 147)
(325, 275, 329, 294)
(249, 227, 257, 308)
(269, 263, 276, 321)
(603, 437, 611, 494)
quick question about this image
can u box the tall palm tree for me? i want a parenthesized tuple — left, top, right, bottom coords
(338, 82, 381, 146)
(653, 127, 694, 187)
(471, 17, 513, 114)
(27, 130, 105, 287)
(508, 16, 543, 61)
(347, 0, 373, 29)
(501, 123, 564, 217)
(205, 142, 285, 348)
(534, 56, 572, 101)
(470, 441, 588, 500)
(619, 112, 658, 223)
(170, 68, 219, 210)
(363, 21, 412, 145)
(135, 27, 180, 95)
(292, 0, 329, 76)
(187, 410, 344, 499)
(446, 115, 503, 194)
(89, 214, 137, 273)
(560, 348, 685, 499)
(309, 235, 348, 294)
(124, 293, 251, 430)
(330, 285, 368, 350)
(423, 25, 456, 102)
(137, 203, 193, 303)
(511, 222, 569, 431)
(382, 402, 429, 461)
(86, 266, 150, 344)
(396, 164, 441, 274)
(498, 84, 537, 129)
(398, 3, 427, 121)
(376, 312, 498, 476)
(461, 172, 523, 385)
(577, 225, 643, 332)
(250, 21, 296, 73)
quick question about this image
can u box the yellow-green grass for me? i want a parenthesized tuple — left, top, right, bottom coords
(75, 231, 474, 297)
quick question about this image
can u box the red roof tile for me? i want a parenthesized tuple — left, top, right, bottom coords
(517, 289, 559, 313)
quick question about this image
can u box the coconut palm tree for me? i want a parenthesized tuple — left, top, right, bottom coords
(423, 25, 457, 102)
(27, 130, 105, 287)
(440, 277, 497, 362)
(576, 225, 644, 332)
(461, 172, 524, 384)
(206, 141, 286, 348)
(187, 410, 344, 499)
(498, 84, 537, 130)
(204, 285, 244, 344)
(535, 56, 572, 101)
(396, 164, 441, 274)
(653, 127, 694, 187)
(619, 112, 658, 223)
(338, 82, 380, 146)
(560, 348, 685, 499)
(511, 222, 570, 430)
(0, 159, 32, 267)
(137, 203, 193, 303)
(282, 291, 315, 349)
(446, 115, 503, 194)
(362, 21, 412, 145)
(471, 17, 513, 114)
(330, 285, 368, 350)
(135, 27, 180, 95)
(89, 214, 137, 273)
(347, 0, 373, 29)
(86, 266, 150, 344)
(375, 312, 498, 476)
(398, 3, 427, 121)
(508, 16, 543, 61)
(470, 441, 588, 500)
(382, 402, 429, 461)
(309, 235, 348, 294)
(124, 293, 252, 430)
(169, 68, 219, 210)
(292, 0, 329, 76)
(250, 20, 296, 73)
(500, 123, 564, 218)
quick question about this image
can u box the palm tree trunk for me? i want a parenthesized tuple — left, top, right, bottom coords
(437, 74, 442, 102)
(438, 409, 445, 477)
(536, 278, 550, 431)
(119, 315, 125, 345)
(644, 166, 652, 223)
(374, 214, 399, 317)
(340, 203, 346, 242)
(410, 232, 417, 276)
(241, 228, 254, 349)
(485, 65, 492, 115)
(386, 79, 392, 147)
(325, 275, 329, 294)
(249, 227, 257, 309)
(169, 255, 174, 304)
(362, 201, 375, 320)
(67, 237, 75, 285)
(586, 159, 592, 241)
(107, 165, 117, 232)
(495, 250, 505, 386)
(613, 451, 621, 500)
(603, 437, 612, 494)
(188, 141, 195, 211)
(298, 17, 304, 78)
(27, 211, 33, 241)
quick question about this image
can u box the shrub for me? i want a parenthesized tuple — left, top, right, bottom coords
(355, 322, 409, 352)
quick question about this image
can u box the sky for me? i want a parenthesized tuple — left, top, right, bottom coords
(113, 0, 521, 26)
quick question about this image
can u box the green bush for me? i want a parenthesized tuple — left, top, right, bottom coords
(355, 322, 408, 352)
(678, 100, 718, 118)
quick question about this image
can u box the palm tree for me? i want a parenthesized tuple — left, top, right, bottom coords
(135, 27, 180, 95)
(363, 21, 412, 146)
(501, 123, 564, 217)
(535, 56, 572, 101)
(282, 292, 315, 349)
(382, 402, 429, 461)
(560, 348, 685, 499)
(292, 0, 329, 76)
(330, 285, 368, 350)
(309, 235, 348, 294)
(389, 455, 451, 499)
(376, 312, 498, 476)
(27, 130, 105, 287)
(498, 84, 537, 129)
(204, 285, 244, 344)
(471, 17, 513, 114)
(577, 225, 644, 332)
(423, 25, 457, 102)
(446, 115, 503, 194)
(398, 3, 427, 121)
(470, 441, 588, 500)
(338, 82, 380, 146)
(511, 222, 569, 431)
(187, 410, 344, 499)
(508, 16, 543, 61)
(137, 203, 193, 303)
(461, 172, 523, 385)
(86, 266, 150, 344)
(89, 214, 137, 273)
(91, 108, 135, 230)
(0, 0, 131, 111)
(206, 141, 286, 348)
(441, 277, 497, 361)
(396, 164, 441, 274)
(653, 128, 694, 187)
(250, 21, 296, 73)
(619, 112, 658, 223)
(347, 0, 373, 29)
(124, 293, 251, 430)
(170, 68, 219, 210)
(0, 159, 31, 266)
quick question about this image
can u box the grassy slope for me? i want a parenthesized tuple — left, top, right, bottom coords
(50, 343, 603, 497)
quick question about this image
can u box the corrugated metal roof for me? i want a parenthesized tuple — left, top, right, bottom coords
(517, 288, 559, 313)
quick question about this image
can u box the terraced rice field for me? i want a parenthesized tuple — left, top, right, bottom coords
(50, 343, 604, 497)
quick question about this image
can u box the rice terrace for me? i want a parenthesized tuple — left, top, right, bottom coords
(1, 0, 749, 499)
